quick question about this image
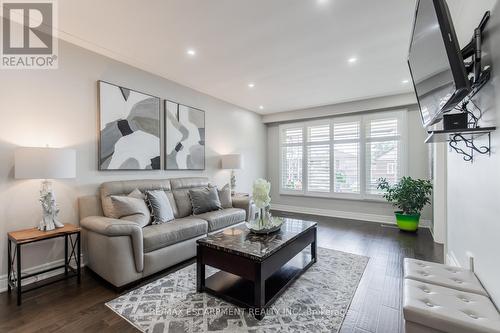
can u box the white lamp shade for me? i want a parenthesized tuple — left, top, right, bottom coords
(15, 147, 76, 179)
(221, 154, 243, 170)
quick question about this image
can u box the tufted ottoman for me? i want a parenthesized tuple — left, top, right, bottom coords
(404, 259, 488, 296)
(403, 259, 500, 333)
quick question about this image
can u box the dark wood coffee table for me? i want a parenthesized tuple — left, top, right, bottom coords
(196, 219, 317, 319)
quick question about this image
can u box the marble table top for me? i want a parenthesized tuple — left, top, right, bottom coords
(197, 218, 317, 261)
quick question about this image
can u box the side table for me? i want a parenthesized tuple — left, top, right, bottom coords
(7, 224, 81, 305)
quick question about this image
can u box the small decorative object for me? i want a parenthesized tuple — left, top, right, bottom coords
(377, 176, 433, 232)
(165, 101, 205, 170)
(246, 215, 285, 234)
(39, 181, 63, 231)
(220, 154, 243, 195)
(15, 147, 76, 231)
(99, 81, 161, 170)
(246, 178, 284, 234)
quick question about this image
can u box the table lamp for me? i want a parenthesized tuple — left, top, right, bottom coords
(221, 154, 243, 195)
(15, 147, 76, 231)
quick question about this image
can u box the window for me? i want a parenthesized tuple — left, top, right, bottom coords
(279, 111, 407, 199)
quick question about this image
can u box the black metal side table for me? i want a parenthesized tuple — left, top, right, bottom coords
(7, 224, 81, 305)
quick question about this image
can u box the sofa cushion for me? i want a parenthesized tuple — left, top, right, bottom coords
(172, 189, 193, 218)
(170, 177, 209, 190)
(142, 217, 208, 253)
(189, 187, 222, 214)
(196, 208, 245, 232)
(404, 258, 488, 296)
(403, 279, 500, 333)
(170, 178, 210, 218)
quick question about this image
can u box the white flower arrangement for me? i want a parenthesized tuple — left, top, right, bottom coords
(252, 178, 271, 209)
(248, 178, 285, 232)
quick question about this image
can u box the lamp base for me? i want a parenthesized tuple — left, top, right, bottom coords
(230, 170, 236, 196)
(38, 180, 64, 231)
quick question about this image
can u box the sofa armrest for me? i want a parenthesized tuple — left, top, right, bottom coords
(81, 216, 144, 272)
(231, 196, 255, 221)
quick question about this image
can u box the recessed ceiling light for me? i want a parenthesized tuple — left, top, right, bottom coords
(317, 0, 329, 4)
(259, 105, 264, 110)
(186, 49, 196, 56)
(348, 57, 357, 64)
(402, 79, 410, 84)
(248, 83, 255, 88)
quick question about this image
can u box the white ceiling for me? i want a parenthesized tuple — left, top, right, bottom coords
(55, 0, 421, 114)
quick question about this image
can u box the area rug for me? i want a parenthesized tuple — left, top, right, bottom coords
(106, 247, 368, 333)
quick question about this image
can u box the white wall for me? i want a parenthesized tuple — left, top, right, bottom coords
(446, 0, 500, 306)
(0, 40, 267, 278)
(266, 107, 432, 223)
(432, 143, 447, 244)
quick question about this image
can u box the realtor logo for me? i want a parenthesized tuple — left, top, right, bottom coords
(1, 0, 58, 69)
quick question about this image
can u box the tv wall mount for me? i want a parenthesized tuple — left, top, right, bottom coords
(462, 11, 491, 87)
(426, 11, 496, 163)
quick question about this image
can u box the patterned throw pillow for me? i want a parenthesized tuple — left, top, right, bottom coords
(189, 187, 222, 215)
(145, 190, 175, 224)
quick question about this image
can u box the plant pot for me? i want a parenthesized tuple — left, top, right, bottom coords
(394, 211, 420, 232)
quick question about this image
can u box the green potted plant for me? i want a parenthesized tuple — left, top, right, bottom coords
(377, 177, 432, 232)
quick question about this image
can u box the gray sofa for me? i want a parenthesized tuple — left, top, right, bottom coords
(78, 177, 250, 288)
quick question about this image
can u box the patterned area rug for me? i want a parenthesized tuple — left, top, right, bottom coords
(106, 247, 368, 333)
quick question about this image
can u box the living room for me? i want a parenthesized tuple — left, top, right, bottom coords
(0, 0, 499, 332)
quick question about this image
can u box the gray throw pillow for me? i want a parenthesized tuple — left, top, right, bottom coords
(146, 190, 175, 224)
(217, 184, 232, 209)
(189, 187, 222, 215)
(109, 190, 151, 227)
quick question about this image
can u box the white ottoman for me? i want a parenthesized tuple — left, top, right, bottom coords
(404, 279, 500, 333)
(404, 258, 488, 296)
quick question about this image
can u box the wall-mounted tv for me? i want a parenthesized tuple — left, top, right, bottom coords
(408, 0, 471, 128)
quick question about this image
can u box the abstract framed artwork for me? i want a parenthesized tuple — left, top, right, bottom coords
(165, 101, 206, 170)
(98, 81, 161, 170)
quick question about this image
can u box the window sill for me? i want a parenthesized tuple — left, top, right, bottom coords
(278, 191, 387, 203)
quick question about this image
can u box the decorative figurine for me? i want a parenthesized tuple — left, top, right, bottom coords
(38, 181, 64, 231)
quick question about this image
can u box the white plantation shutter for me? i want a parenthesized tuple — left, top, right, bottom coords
(284, 127, 303, 144)
(365, 116, 403, 194)
(279, 111, 406, 198)
(281, 146, 303, 191)
(333, 121, 360, 193)
(306, 124, 330, 192)
(280, 127, 304, 191)
(308, 124, 330, 142)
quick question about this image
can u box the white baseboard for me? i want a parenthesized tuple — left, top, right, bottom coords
(0, 256, 85, 293)
(270, 203, 432, 228)
(446, 250, 461, 267)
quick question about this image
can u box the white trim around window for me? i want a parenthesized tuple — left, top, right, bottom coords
(278, 110, 408, 200)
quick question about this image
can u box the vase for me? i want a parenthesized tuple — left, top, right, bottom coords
(395, 211, 420, 232)
(257, 206, 271, 228)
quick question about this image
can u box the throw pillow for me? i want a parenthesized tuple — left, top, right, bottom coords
(145, 190, 175, 224)
(189, 187, 222, 215)
(109, 190, 150, 227)
(217, 184, 232, 209)
(129, 188, 145, 200)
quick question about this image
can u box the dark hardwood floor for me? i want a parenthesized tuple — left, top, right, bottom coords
(0, 213, 443, 333)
